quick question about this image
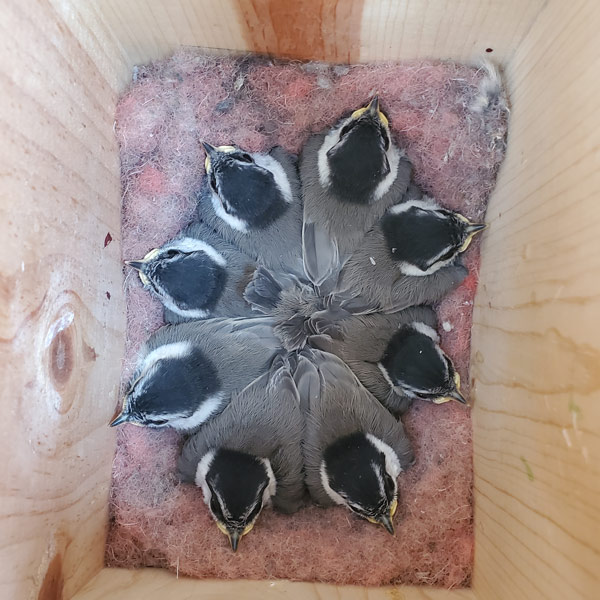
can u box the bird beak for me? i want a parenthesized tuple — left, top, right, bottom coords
(125, 260, 144, 271)
(202, 141, 217, 156)
(466, 223, 487, 235)
(376, 512, 395, 536)
(367, 95, 380, 115)
(109, 411, 130, 427)
(228, 530, 241, 552)
(433, 389, 468, 405)
(460, 222, 487, 252)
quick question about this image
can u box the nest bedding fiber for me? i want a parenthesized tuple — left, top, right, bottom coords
(107, 50, 507, 587)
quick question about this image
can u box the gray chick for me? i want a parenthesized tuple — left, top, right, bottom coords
(294, 347, 414, 535)
(196, 143, 304, 275)
(336, 182, 485, 314)
(109, 316, 282, 432)
(178, 355, 304, 551)
(307, 305, 465, 415)
(300, 96, 412, 291)
(126, 221, 257, 323)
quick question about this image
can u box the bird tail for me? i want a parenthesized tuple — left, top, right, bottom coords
(244, 266, 307, 315)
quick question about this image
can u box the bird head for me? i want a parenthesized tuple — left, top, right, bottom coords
(202, 142, 288, 230)
(109, 341, 222, 430)
(198, 449, 276, 552)
(324, 96, 393, 204)
(383, 199, 486, 276)
(379, 322, 466, 405)
(321, 432, 400, 535)
(125, 238, 227, 319)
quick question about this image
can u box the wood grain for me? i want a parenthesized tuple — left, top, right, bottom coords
(3, 1, 600, 599)
(97, 0, 545, 67)
(0, 1, 126, 598)
(470, 1, 600, 599)
(72, 568, 476, 600)
(358, 0, 546, 63)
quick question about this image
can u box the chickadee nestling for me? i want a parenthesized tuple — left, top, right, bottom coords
(293, 347, 414, 535)
(178, 356, 305, 551)
(306, 304, 466, 414)
(109, 317, 282, 432)
(197, 143, 304, 275)
(300, 96, 412, 292)
(336, 182, 486, 314)
(126, 221, 256, 323)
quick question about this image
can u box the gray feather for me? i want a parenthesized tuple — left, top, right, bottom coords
(197, 147, 304, 275)
(300, 131, 412, 289)
(163, 221, 256, 323)
(336, 219, 468, 314)
(178, 356, 305, 513)
(295, 348, 414, 507)
(306, 307, 437, 416)
(143, 316, 283, 414)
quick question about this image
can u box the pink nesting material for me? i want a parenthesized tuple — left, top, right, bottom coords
(108, 50, 507, 587)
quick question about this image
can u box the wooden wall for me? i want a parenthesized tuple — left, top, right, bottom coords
(100, 0, 546, 66)
(1, 1, 599, 600)
(471, 1, 600, 599)
(0, 1, 127, 598)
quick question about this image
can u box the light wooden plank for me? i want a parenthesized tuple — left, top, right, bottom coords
(359, 0, 546, 63)
(97, 0, 546, 67)
(470, 2, 600, 599)
(0, 1, 127, 599)
(72, 568, 475, 600)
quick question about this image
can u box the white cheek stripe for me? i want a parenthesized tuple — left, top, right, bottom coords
(211, 191, 249, 233)
(166, 237, 227, 267)
(253, 153, 293, 204)
(373, 143, 402, 201)
(317, 120, 349, 187)
(387, 197, 440, 215)
(260, 458, 277, 507)
(411, 321, 439, 342)
(138, 341, 193, 377)
(366, 434, 402, 479)
(319, 461, 347, 506)
(195, 450, 216, 504)
(398, 257, 454, 277)
(169, 392, 226, 433)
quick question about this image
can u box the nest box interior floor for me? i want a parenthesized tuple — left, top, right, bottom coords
(107, 50, 507, 587)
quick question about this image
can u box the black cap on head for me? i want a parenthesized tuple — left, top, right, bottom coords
(380, 325, 457, 401)
(125, 345, 221, 426)
(206, 449, 270, 550)
(327, 115, 390, 204)
(382, 207, 464, 270)
(324, 432, 395, 520)
(149, 250, 227, 313)
(207, 147, 289, 229)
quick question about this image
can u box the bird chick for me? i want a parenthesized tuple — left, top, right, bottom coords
(301, 96, 412, 291)
(178, 356, 305, 551)
(294, 347, 414, 534)
(379, 320, 466, 406)
(126, 221, 256, 323)
(196, 143, 303, 275)
(336, 183, 485, 313)
(110, 317, 281, 431)
(307, 306, 466, 415)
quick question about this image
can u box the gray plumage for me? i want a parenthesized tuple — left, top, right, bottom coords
(294, 347, 414, 508)
(335, 184, 469, 314)
(130, 221, 256, 324)
(300, 108, 412, 291)
(178, 355, 305, 514)
(307, 306, 438, 416)
(114, 316, 282, 432)
(196, 145, 304, 275)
